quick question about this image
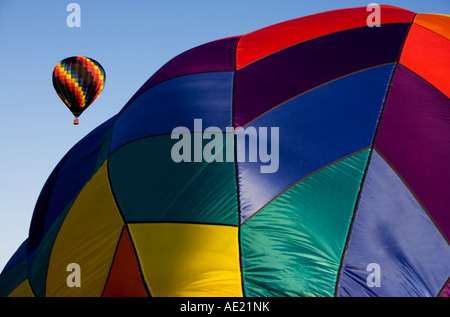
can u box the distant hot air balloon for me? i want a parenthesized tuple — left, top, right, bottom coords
(52, 56, 106, 125)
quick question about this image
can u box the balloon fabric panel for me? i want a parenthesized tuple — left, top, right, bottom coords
(375, 65, 450, 240)
(28, 118, 114, 260)
(117, 36, 239, 117)
(45, 163, 124, 297)
(400, 23, 450, 98)
(129, 223, 242, 297)
(241, 149, 369, 296)
(233, 23, 410, 127)
(236, 6, 415, 69)
(110, 72, 234, 153)
(109, 135, 239, 225)
(413, 14, 450, 41)
(102, 227, 148, 297)
(237, 64, 394, 222)
(337, 151, 450, 297)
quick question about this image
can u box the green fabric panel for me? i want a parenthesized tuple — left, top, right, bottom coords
(241, 149, 370, 297)
(108, 134, 239, 225)
(0, 258, 27, 297)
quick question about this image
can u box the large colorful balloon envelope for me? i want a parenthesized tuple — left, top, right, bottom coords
(52, 56, 106, 125)
(1, 5, 449, 297)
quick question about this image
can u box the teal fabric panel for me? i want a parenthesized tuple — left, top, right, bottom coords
(241, 149, 369, 296)
(108, 134, 239, 225)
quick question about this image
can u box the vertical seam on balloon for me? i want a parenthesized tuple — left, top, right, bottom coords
(375, 148, 450, 247)
(232, 35, 246, 297)
(100, 225, 125, 297)
(437, 276, 450, 297)
(105, 157, 152, 297)
(333, 15, 417, 297)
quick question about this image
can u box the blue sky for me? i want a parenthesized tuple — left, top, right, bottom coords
(0, 0, 449, 272)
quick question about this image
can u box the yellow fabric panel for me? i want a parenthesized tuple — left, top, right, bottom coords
(8, 279, 35, 297)
(414, 14, 450, 39)
(129, 223, 243, 297)
(46, 162, 124, 296)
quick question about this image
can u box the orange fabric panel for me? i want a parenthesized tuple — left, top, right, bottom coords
(414, 14, 450, 39)
(236, 5, 415, 69)
(400, 23, 450, 98)
(103, 227, 148, 297)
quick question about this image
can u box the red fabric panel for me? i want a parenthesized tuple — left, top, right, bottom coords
(103, 227, 148, 297)
(400, 23, 450, 98)
(236, 5, 415, 69)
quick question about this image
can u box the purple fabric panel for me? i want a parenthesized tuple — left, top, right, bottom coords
(117, 36, 240, 117)
(234, 23, 410, 127)
(440, 282, 450, 297)
(337, 151, 450, 297)
(144, 36, 240, 88)
(375, 64, 450, 240)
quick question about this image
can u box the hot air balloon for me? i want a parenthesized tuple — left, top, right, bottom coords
(1, 5, 449, 297)
(52, 56, 106, 125)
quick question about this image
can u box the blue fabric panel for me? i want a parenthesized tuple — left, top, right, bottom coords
(337, 151, 450, 297)
(27, 152, 69, 256)
(117, 36, 239, 117)
(110, 72, 234, 153)
(237, 64, 394, 222)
